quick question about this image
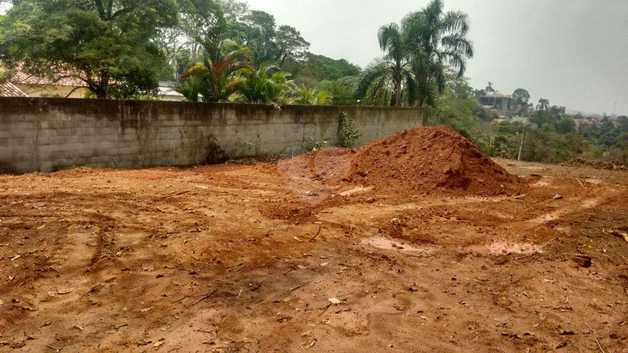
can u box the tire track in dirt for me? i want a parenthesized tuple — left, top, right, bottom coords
(521, 188, 621, 228)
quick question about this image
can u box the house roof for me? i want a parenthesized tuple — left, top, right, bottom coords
(480, 91, 512, 99)
(0, 82, 27, 97)
(12, 70, 85, 87)
(158, 81, 184, 98)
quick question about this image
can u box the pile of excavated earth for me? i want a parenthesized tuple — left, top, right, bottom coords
(264, 126, 522, 221)
(347, 126, 521, 195)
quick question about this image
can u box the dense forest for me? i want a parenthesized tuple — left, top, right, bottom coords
(0, 0, 625, 165)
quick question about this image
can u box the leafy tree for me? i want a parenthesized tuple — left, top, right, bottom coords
(155, 25, 188, 80)
(512, 88, 530, 114)
(239, 10, 309, 66)
(555, 116, 576, 134)
(219, 0, 248, 22)
(402, 0, 473, 122)
(319, 76, 360, 105)
(355, 23, 415, 107)
(512, 88, 530, 105)
(177, 0, 227, 61)
(174, 48, 194, 79)
(0, 0, 177, 98)
(241, 10, 276, 65)
(283, 53, 360, 86)
(275, 25, 309, 65)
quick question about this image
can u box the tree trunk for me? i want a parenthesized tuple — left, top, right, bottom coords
(417, 98, 428, 126)
(392, 79, 402, 107)
(95, 71, 110, 99)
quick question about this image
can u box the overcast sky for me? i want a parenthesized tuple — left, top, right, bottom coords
(247, 0, 628, 115)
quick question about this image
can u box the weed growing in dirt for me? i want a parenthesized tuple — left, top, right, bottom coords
(304, 137, 329, 151)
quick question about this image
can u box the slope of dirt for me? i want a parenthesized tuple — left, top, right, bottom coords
(349, 126, 521, 195)
(276, 148, 356, 187)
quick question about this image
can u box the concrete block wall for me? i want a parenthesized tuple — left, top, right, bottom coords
(0, 97, 420, 173)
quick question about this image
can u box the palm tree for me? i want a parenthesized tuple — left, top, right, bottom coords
(537, 98, 550, 111)
(402, 0, 473, 123)
(177, 40, 251, 103)
(355, 23, 415, 107)
(230, 64, 292, 104)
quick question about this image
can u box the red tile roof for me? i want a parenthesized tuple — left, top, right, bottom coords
(0, 82, 27, 97)
(12, 70, 85, 87)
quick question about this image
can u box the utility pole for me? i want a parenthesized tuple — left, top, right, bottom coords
(517, 128, 526, 161)
(613, 101, 617, 118)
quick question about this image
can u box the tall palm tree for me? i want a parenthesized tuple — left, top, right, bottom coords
(177, 40, 251, 103)
(355, 23, 415, 107)
(537, 98, 550, 111)
(402, 0, 473, 122)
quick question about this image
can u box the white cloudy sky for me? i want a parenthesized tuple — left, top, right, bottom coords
(246, 0, 628, 115)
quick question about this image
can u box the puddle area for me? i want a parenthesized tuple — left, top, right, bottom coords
(531, 179, 551, 187)
(339, 186, 374, 197)
(522, 166, 547, 171)
(362, 236, 436, 256)
(584, 178, 603, 185)
(364, 237, 544, 257)
(555, 225, 572, 235)
(471, 241, 545, 256)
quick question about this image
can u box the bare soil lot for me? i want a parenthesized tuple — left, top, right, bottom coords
(1, 153, 627, 352)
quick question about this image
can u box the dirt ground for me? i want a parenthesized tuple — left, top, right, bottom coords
(0, 154, 627, 353)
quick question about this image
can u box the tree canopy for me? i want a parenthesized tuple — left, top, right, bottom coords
(0, 0, 178, 98)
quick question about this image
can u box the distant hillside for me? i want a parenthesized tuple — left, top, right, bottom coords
(283, 53, 361, 86)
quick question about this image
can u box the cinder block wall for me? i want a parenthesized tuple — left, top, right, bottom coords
(0, 97, 420, 173)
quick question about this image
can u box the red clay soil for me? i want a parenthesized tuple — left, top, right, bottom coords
(349, 126, 521, 195)
(276, 147, 356, 186)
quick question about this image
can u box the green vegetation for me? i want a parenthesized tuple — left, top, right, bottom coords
(229, 64, 292, 104)
(0, 0, 624, 164)
(0, 0, 177, 98)
(284, 53, 361, 86)
(176, 40, 250, 103)
(0, 64, 8, 83)
(290, 85, 331, 105)
(431, 75, 628, 165)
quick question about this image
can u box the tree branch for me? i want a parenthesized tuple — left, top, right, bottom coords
(64, 86, 84, 98)
(112, 6, 136, 19)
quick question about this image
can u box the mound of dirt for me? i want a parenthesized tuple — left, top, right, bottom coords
(348, 126, 521, 195)
(277, 148, 355, 186)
